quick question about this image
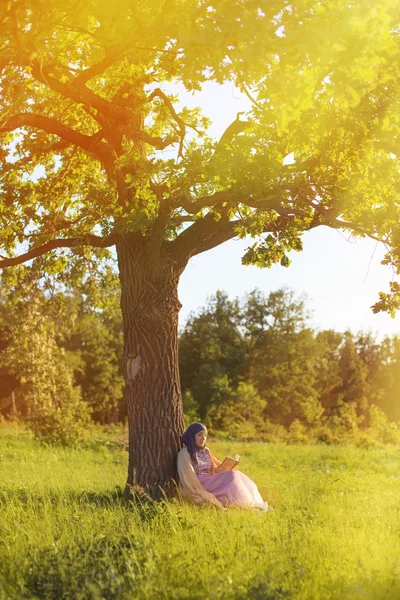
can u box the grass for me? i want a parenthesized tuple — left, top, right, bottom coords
(1, 423, 400, 599)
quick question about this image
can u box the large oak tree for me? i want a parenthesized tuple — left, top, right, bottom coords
(1, 0, 400, 496)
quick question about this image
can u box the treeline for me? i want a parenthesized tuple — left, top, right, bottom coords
(1, 273, 400, 444)
(180, 289, 400, 444)
(0, 271, 125, 442)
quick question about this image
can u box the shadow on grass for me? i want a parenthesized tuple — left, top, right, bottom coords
(0, 486, 122, 506)
(0, 485, 173, 526)
(23, 535, 139, 600)
(234, 573, 400, 600)
(235, 577, 289, 600)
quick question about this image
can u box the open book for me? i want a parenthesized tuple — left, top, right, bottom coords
(217, 453, 241, 471)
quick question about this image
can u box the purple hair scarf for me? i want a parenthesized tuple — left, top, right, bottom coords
(181, 422, 207, 461)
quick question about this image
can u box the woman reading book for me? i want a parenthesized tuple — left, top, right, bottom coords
(177, 422, 269, 511)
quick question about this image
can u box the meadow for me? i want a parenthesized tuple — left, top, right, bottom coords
(1, 424, 400, 600)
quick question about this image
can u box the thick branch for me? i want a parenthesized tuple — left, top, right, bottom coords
(0, 113, 114, 166)
(171, 191, 389, 263)
(170, 190, 311, 260)
(147, 199, 174, 260)
(0, 113, 88, 146)
(189, 220, 240, 255)
(174, 190, 298, 217)
(175, 191, 232, 214)
(73, 53, 120, 86)
(0, 234, 116, 268)
(191, 215, 298, 256)
(131, 130, 177, 150)
(72, 43, 180, 86)
(30, 59, 133, 126)
(171, 207, 230, 260)
(209, 114, 250, 162)
(25, 62, 180, 152)
(240, 196, 308, 218)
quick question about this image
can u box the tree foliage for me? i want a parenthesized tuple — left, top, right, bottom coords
(179, 290, 245, 420)
(179, 288, 400, 440)
(0, 272, 90, 442)
(2, 283, 400, 443)
(0, 0, 400, 289)
(0, 265, 123, 440)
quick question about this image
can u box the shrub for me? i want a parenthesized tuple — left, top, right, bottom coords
(27, 350, 91, 445)
(286, 419, 308, 444)
(367, 404, 400, 444)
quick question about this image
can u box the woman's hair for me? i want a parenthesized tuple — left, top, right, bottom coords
(181, 422, 207, 462)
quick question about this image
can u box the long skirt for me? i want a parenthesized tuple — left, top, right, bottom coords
(198, 470, 268, 510)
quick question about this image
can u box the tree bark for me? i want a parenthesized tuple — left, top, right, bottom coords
(116, 233, 186, 499)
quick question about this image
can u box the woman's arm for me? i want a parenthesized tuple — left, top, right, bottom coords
(207, 449, 222, 471)
(177, 449, 225, 509)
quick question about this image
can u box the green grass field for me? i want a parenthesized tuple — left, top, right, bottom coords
(1, 424, 400, 600)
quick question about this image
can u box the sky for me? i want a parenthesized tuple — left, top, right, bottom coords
(162, 81, 400, 338)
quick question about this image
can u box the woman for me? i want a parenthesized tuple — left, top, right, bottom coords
(177, 422, 269, 511)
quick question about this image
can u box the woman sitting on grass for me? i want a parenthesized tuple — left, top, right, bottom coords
(177, 422, 269, 511)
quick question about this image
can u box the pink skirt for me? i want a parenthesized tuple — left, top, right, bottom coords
(198, 470, 268, 510)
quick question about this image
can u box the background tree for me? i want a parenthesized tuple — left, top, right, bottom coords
(179, 290, 245, 420)
(243, 288, 322, 426)
(1, 0, 400, 495)
(0, 271, 90, 442)
(207, 381, 267, 439)
(377, 335, 400, 422)
(0, 289, 19, 416)
(313, 330, 343, 416)
(67, 273, 125, 424)
(335, 332, 369, 420)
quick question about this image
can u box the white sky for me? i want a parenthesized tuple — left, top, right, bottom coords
(167, 81, 400, 338)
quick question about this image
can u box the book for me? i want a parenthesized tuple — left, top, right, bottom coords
(217, 453, 241, 471)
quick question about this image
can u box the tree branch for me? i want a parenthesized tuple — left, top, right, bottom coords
(188, 220, 239, 256)
(30, 59, 133, 126)
(239, 83, 263, 110)
(73, 53, 120, 86)
(210, 114, 250, 161)
(71, 42, 181, 87)
(147, 88, 186, 157)
(182, 213, 303, 258)
(170, 189, 310, 260)
(130, 129, 177, 150)
(175, 190, 232, 214)
(0, 234, 116, 268)
(318, 213, 389, 245)
(170, 206, 230, 260)
(173, 189, 293, 216)
(171, 190, 389, 263)
(0, 113, 114, 166)
(22, 61, 181, 152)
(2, 139, 71, 170)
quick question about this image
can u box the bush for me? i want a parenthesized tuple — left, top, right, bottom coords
(355, 432, 380, 448)
(367, 404, 400, 444)
(27, 352, 91, 445)
(286, 419, 308, 444)
(314, 426, 341, 445)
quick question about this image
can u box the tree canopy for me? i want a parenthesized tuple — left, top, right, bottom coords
(1, 0, 400, 286)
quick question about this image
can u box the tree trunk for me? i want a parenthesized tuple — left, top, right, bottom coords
(116, 233, 186, 499)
